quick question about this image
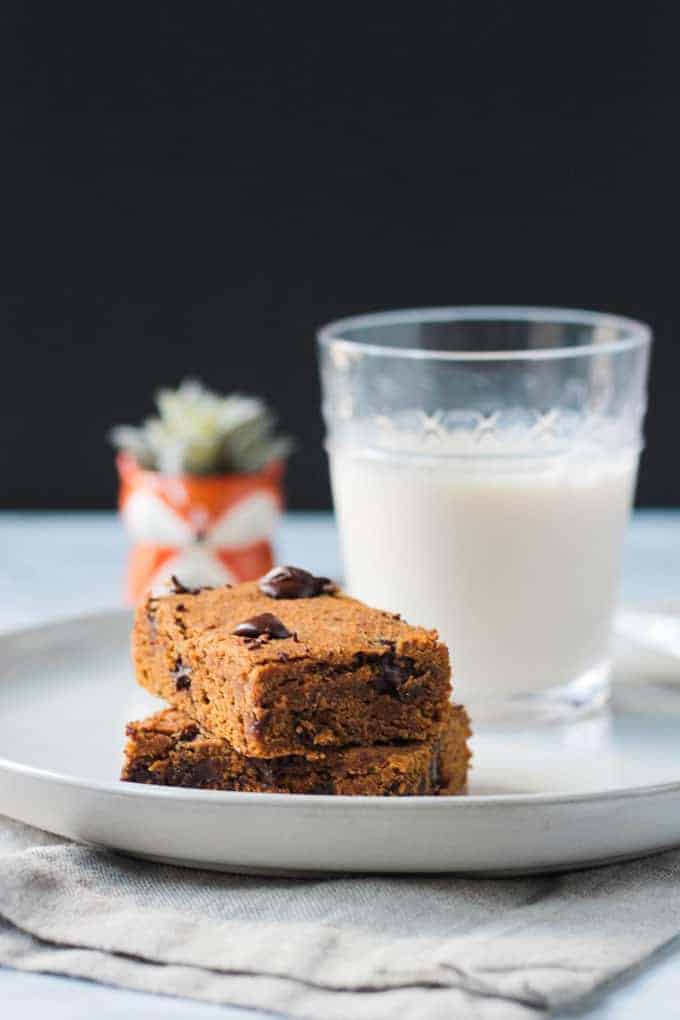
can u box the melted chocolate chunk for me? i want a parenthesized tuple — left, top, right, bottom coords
(368, 655, 421, 702)
(249, 717, 266, 737)
(351, 651, 373, 668)
(309, 780, 334, 795)
(233, 613, 293, 640)
(179, 723, 199, 742)
(171, 657, 192, 691)
(293, 724, 316, 747)
(255, 760, 277, 785)
(258, 565, 337, 599)
(169, 575, 214, 596)
(429, 749, 442, 791)
(192, 758, 223, 785)
(146, 597, 159, 637)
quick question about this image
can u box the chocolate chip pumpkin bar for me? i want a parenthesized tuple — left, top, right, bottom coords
(132, 568, 452, 757)
(121, 704, 470, 795)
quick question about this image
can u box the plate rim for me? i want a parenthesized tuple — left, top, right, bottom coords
(2, 607, 679, 812)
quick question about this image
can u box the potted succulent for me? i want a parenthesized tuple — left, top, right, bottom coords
(111, 379, 291, 601)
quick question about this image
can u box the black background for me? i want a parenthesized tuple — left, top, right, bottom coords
(1, 3, 677, 510)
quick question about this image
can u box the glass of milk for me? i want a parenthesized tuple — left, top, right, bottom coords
(318, 307, 651, 723)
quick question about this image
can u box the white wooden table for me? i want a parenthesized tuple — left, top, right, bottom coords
(1, 510, 680, 1019)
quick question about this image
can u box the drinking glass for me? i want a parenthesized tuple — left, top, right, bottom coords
(318, 307, 652, 723)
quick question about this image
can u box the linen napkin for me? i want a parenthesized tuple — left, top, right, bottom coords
(2, 815, 680, 1019)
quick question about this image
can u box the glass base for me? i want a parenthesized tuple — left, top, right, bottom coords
(463, 662, 611, 728)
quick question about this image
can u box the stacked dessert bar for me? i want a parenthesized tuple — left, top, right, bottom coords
(122, 566, 470, 795)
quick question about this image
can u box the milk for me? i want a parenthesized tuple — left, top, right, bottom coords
(330, 445, 638, 712)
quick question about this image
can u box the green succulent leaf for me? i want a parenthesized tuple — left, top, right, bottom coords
(110, 379, 291, 475)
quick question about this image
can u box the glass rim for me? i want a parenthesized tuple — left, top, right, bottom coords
(317, 305, 652, 362)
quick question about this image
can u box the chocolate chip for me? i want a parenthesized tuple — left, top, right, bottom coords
(125, 765, 154, 784)
(250, 718, 266, 737)
(258, 565, 337, 599)
(171, 657, 192, 691)
(146, 598, 159, 637)
(233, 613, 293, 640)
(192, 758, 222, 785)
(169, 575, 214, 596)
(383, 660, 409, 690)
(368, 655, 421, 701)
(255, 760, 277, 785)
(352, 651, 373, 668)
(179, 724, 199, 742)
(293, 725, 316, 747)
(429, 750, 442, 791)
(309, 780, 334, 795)
(368, 672, 393, 696)
(388, 777, 408, 795)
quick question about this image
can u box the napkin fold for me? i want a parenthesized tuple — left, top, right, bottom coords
(2, 816, 680, 1019)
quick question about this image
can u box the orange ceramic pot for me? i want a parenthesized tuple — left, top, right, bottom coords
(117, 452, 284, 602)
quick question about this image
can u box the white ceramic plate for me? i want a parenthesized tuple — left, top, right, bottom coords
(1, 609, 679, 875)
